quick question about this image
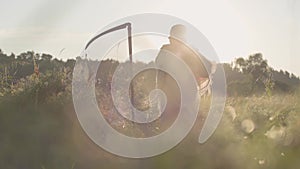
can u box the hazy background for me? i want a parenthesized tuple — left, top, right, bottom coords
(0, 0, 299, 75)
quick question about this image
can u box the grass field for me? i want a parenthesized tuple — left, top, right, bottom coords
(1, 85, 300, 169)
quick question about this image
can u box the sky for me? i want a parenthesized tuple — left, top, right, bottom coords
(0, 0, 299, 75)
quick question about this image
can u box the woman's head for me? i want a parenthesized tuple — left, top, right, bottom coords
(169, 24, 187, 44)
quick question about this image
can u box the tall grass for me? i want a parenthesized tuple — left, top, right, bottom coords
(0, 76, 300, 169)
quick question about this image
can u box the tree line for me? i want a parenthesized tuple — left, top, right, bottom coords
(0, 49, 299, 97)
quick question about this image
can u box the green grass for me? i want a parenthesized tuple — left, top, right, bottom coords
(1, 85, 300, 169)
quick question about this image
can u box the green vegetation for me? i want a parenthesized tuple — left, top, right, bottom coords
(0, 49, 300, 169)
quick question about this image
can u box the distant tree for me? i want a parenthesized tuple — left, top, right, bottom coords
(65, 59, 76, 68)
(234, 53, 274, 95)
(41, 54, 52, 61)
(284, 71, 290, 78)
(291, 73, 297, 79)
(235, 57, 247, 72)
(279, 70, 284, 75)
